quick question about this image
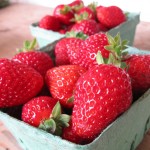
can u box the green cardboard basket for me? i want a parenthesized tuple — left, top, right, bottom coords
(30, 12, 140, 48)
(0, 47, 150, 150)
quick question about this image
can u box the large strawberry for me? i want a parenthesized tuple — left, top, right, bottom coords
(53, 4, 74, 25)
(71, 19, 100, 36)
(125, 54, 150, 98)
(71, 33, 132, 143)
(39, 15, 61, 31)
(74, 32, 110, 69)
(45, 65, 87, 109)
(96, 5, 126, 29)
(22, 96, 70, 135)
(0, 59, 44, 108)
(12, 39, 54, 77)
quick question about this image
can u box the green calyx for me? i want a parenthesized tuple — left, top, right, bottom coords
(60, 5, 72, 14)
(88, 2, 97, 12)
(39, 101, 70, 136)
(73, 12, 89, 22)
(96, 32, 129, 69)
(17, 38, 37, 53)
(71, 3, 84, 12)
(65, 30, 88, 40)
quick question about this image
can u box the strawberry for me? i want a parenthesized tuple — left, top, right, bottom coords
(0, 59, 44, 108)
(22, 96, 70, 135)
(125, 54, 150, 98)
(55, 34, 86, 66)
(45, 65, 87, 109)
(72, 63, 132, 143)
(39, 15, 61, 31)
(68, 0, 84, 13)
(53, 4, 74, 25)
(96, 6, 126, 29)
(71, 19, 100, 36)
(12, 39, 54, 77)
(74, 32, 110, 69)
(77, 7, 96, 20)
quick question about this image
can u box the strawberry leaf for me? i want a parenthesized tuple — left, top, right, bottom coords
(52, 101, 61, 119)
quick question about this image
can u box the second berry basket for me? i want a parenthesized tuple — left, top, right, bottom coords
(30, 12, 140, 48)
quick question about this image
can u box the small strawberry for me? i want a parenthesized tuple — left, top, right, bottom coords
(96, 5, 126, 29)
(125, 54, 150, 98)
(45, 65, 87, 109)
(71, 19, 100, 36)
(22, 96, 70, 135)
(53, 4, 74, 25)
(71, 33, 132, 143)
(55, 33, 86, 66)
(74, 32, 110, 69)
(68, 0, 84, 13)
(77, 6, 96, 20)
(0, 59, 44, 108)
(12, 39, 54, 77)
(39, 15, 61, 31)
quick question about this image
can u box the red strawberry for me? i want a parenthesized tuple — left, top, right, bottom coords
(66, 38, 84, 65)
(0, 59, 44, 108)
(22, 96, 70, 135)
(55, 36, 85, 66)
(72, 64, 132, 143)
(68, 0, 84, 13)
(53, 4, 74, 25)
(96, 6, 126, 29)
(71, 19, 100, 36)
(39, 15, 61, 31)
(12, 39, 54, 77)
(45, 65, 87, 109)
(125, 54, 150, 98)
(77, 7, 96, 20)
(75, 32, 110, 69)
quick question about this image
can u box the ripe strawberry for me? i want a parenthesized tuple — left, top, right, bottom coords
(75, 32, 110, 69)
(12, 39, 54, 77)
(68, 0, 84, 13)
(22, 96, 70, 135)
(72, 64, 132, 143)
(77, 7, 96, 20)
(45, 65, 87, 109)
(0, 59, 44, 108)
(125, 54, 150, 98)
(55, 36, 86, 66)
(53, 4, 74, 25)
(71, 19, 100, 36)
(39, 15, 61, 31)
(96, 6, 126, 29)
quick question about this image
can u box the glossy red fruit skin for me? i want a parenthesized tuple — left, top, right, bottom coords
(96, 6, 126, 29)
(45, 65, 87, 109)
(0, 59, 44, 108)
(39, 15, 61, 31)
(76, 33, 110, 69)
(71, 19, 100, 36)
(12, 51, 54, 77)
(22, 96, 58, 127)
(53, 4, 74, 25)
(72, 64, 132, 143)
(125, 55, 150, 96)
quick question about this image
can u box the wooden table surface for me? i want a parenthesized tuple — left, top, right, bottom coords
(0, 3, 150, 150)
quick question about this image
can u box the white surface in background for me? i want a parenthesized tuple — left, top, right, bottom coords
(10, 0, 150, 22)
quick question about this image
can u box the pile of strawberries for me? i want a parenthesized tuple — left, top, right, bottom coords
(0, 30, 150, 145)
(39, 0, 127, 36)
